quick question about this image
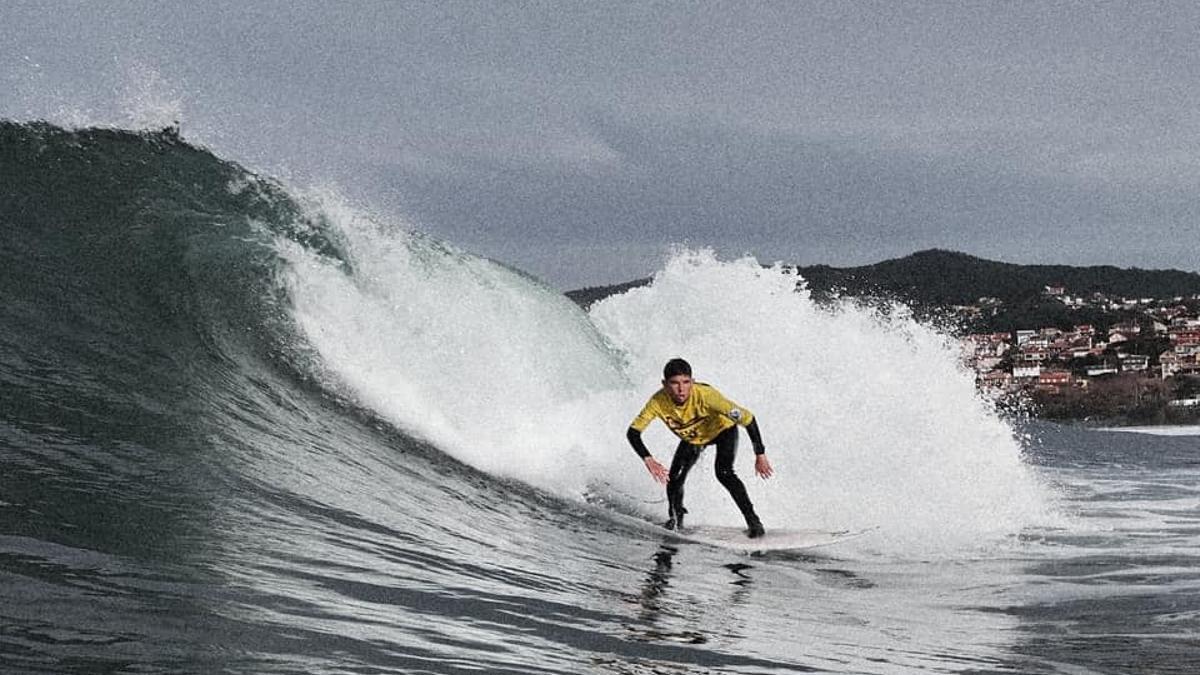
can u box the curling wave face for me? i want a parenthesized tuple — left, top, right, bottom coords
(0, 121, 1055, 560)
(0, 121, 1083, 674)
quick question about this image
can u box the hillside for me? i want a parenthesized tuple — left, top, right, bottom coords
(797, 249, 1200, 306)
(566, 250, 1200, 334)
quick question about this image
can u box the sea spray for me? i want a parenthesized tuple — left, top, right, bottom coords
(590, 250, 1059, 551)
(278, 190, 633, 491)
(280, 196, 1057, 553)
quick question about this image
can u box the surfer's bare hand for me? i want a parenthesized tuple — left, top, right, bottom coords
(644, 457, 668, 484)
(755, 454, 773, 479)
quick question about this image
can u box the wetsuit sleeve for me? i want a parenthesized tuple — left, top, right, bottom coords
(626, 427, 652, 459)
(745, 418, 766, 455)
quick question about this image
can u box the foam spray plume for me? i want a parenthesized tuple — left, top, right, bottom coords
(591, 251, 1058, 552)
(282, 203, 1057, 556)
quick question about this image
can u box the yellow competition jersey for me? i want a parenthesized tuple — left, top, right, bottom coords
(630, 383, 755, 446)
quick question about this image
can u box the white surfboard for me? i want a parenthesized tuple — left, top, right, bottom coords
(660, 525, 874, 553)
(597, 506, 873, 554)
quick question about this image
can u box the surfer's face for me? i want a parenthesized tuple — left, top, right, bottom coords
(663, 375, 693, 405)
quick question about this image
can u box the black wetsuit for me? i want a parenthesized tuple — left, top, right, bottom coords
(627, 420, 764, 529)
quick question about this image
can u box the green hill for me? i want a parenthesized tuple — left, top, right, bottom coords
(567, 250, 1200, 334)
(798, 249, 1200, 306)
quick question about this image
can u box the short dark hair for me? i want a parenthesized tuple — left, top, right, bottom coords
(663, 358, 692, 379)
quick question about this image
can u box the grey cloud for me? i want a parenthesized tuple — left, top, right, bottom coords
(3, 1, 1198, 287)
(380, 114, 1199, 286)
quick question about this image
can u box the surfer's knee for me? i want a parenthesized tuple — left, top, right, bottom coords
(714, 466, 738, 485)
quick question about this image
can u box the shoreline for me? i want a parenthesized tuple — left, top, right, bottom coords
(1091, 424, 1200, 436)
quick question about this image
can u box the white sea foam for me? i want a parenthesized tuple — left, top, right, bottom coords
(5, 59, 185, 133)
(119, 63, 185, 132)
(278, 189, 632, 487)
(280, 198, 1060, 555)
(590, 250, 1061, 552)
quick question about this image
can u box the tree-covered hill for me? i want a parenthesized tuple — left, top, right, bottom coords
(566, 250, 1200, 334)
(797, 249, 1200, 306)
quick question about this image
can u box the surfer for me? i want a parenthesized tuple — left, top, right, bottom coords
(626, 358, 774, 538)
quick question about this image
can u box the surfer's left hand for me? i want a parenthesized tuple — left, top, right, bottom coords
(754, 454, 773, 479)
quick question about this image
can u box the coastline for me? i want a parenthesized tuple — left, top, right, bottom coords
(1093, 424, 1200, 436)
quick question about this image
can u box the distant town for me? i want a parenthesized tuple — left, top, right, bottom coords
(960, 286, 1200, 423)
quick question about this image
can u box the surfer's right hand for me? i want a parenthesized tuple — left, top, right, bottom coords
(643, 456, 668, 484)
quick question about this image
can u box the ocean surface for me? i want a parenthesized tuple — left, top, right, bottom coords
(2, 122, 1198, 674)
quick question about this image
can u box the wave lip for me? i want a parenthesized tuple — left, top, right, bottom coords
(278, 189, 630, 488)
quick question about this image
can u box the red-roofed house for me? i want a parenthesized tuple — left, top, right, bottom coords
(979, 370, 1013, 391)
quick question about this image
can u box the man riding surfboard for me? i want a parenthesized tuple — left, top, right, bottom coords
(626, 358, 774, 538)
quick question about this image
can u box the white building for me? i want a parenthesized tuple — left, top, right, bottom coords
(1118, 354, 1149, 372)
(1013, 364, 1042, 379)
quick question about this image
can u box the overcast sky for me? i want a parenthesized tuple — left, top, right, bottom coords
(3, 1, 1199, 288)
